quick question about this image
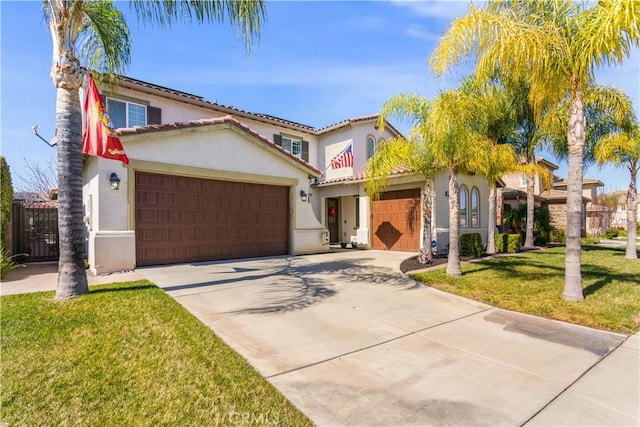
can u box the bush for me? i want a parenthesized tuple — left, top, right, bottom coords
(604, 227, 620, 239)
(495, 233, 522, 253)
(581, 236, 600, 245)
(0, 157, 14, 247)
(549, 228, 566, 243)
(1, 245, 23, 280)
(618, 229, 627, 237)
(460, 233, 483, 257)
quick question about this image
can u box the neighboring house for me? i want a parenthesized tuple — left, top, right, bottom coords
(498, 158, 602, 235)
(551, 178, 604, 235)
(609, 190, 640, 229)
(83, 75, 491, 274)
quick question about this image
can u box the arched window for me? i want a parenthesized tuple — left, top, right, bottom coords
(471, 187, 480, 227)
(459, 186, 468, 227)
(366, 136, 376, 159)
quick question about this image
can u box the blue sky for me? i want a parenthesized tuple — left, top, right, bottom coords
(1, 1, 638, 192)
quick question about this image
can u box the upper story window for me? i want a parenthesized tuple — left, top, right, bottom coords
(366, 135, 376, 159)
(273, 134, 309, 162)
(519, 174, 527, 187)
(106, 98, 147, 128)
(282, 137, 302, 158)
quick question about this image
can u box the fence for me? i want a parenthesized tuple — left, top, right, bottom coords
(11, 200, 59, 262)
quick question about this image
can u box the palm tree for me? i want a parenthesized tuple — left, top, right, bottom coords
(430, 0, 640, 301)
(368, 95, 437, 264)
(372, 91, 490, 275)
(45, 0, 266, 300)
(594, 120, 639, 259)
(480, 143, 518, 254)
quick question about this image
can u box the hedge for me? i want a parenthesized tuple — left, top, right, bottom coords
(495, 233, 522, 253)
(460, 233, 483, 257)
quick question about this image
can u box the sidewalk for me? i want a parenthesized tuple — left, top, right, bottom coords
(0, 262, 144, 296)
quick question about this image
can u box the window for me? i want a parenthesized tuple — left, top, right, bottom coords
(471, 187, 480, 227)
(281, 136, 302, 158)
(106, 98, 147, 128)
(355, 197, 360, 228)
(459, 186, 468, 227)
(366, 136, 376, 159)
(520, 174, 527, 187)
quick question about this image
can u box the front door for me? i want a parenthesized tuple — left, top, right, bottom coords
(327, 198, 340, 243)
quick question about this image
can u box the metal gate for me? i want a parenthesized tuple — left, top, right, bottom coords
(12, 200, 59, 262)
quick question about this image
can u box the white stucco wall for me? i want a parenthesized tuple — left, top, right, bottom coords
(101, 85, 321, 170)
(84, 124, 329, 273)
(433, 171, 491, 250)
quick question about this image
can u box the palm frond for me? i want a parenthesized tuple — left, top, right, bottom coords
(129, 0, 267, 53)
(78, 1, 131, 77)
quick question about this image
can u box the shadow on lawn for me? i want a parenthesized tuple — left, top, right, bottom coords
(89, 282, 157, 294)
(463, 248, 639, 298)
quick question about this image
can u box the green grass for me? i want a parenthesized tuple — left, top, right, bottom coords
(1, 281, 311, 426)
(411, 246, 640, 334)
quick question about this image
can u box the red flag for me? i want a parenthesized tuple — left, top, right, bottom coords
(82, 73, 129, 164)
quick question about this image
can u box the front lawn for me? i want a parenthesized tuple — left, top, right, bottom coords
(0, 281, 311, 426)
(411, 246, 640, 334)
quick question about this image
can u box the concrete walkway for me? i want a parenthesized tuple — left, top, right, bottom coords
(2, 253, 638, 425)
(136, 251, 639, 426)
(0, 262, 144, 296)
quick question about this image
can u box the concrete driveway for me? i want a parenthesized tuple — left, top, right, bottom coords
(138, 250, 638, 426)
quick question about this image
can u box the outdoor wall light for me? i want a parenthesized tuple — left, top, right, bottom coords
(300, 190, 308, 202)
(445, 190, 449, 197)
(109, 172, 121, 190)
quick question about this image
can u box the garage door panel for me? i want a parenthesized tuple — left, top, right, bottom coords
(371, 189, 420, 252)
(135, 172, 289, 266)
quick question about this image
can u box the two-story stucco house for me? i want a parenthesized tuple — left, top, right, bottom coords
(499, 157, 605, 235)
(83, 75, 491, 274)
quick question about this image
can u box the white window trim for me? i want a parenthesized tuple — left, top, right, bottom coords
(106, 97, 147, 128)
(281, 136, 302, 158)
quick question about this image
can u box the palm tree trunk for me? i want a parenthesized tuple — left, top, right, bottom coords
(55, 85, 89, 299)
(487, 185, 496, 254)
(419, 181, 433, 263)
(447, 169, 462, 276)
(524, 170, 535, 248)
(626, 169, 638, 259)
(563, 90, 585, 301)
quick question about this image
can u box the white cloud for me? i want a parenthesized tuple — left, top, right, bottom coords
(391, 0, 473, 20)
(405, 25, 440, 41)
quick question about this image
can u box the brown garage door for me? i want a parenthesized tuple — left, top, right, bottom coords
(371, 188, 420, 251)
(135, 172, 289, 266)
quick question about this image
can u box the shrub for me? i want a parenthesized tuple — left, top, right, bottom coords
(618, 229, 627, 237)
(0, 157, 14, 247)
(495, 233, 522, 253)
(581, 236, 600, 245)
(549, 228, 566, 243)
(460, 233, 483, 257)
(1, 245, 23, 280)
(604, 227, 619, 239)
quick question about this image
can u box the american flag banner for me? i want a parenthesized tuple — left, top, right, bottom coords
(330, 143, 354, 169)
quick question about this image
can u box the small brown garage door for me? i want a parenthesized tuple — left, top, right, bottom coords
(135, 172, 289, 266)
(371, 188, 420, 251)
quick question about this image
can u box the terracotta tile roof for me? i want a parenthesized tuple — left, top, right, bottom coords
(539, 189, 591, 202)
(118, 115, 321, 176)
(317, 115, 403, 137)
(313, 168, 412, 187)
(552, 178, 604, 187)
(114, 74, 402, 137)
